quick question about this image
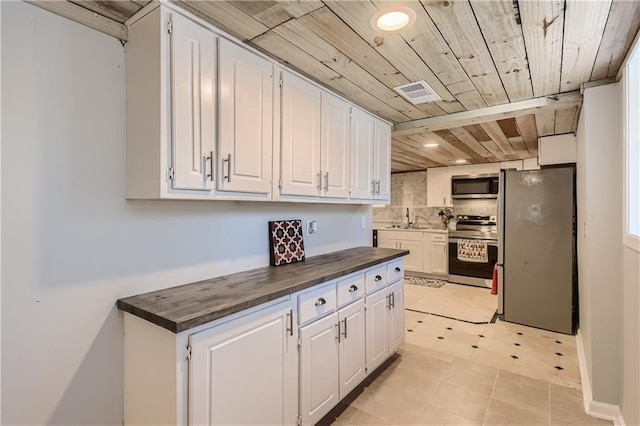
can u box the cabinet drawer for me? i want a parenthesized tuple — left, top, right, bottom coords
(365, 265, 388, 294)
(431, 233, 447, 242)
(387, 260, 404, 283)
(337, 273, 365, 307)
(298, 283, 337, 324)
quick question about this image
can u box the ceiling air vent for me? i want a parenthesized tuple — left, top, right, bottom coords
(393, 80, 441, 104)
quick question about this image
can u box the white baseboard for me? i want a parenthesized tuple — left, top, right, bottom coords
(576, 330, 626, 425)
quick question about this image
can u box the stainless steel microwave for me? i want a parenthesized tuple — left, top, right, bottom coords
(451, 174, 499, 199)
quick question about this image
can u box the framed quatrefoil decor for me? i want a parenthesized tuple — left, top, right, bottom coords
(268, 220, 306, 267)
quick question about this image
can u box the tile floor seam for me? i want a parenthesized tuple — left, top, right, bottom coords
(483, 367, 502, 425)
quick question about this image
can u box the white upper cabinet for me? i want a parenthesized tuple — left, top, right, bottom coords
(427, 167, 453, 207)
(126, 5, 392, 204)
(349, 108, 391, 201)
(280, 72, 350, 200)
(321, 92, 351, 199)
(218, 38, 273, 195)
(373, 119, 391, 201)
(170, 12, 217, 191)
(350, 108, 376, 200)
(280, 71, 322, 197)
(126, 7, 220, 199)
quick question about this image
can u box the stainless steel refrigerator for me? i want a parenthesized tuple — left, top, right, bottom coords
(496, 167, 577, 334)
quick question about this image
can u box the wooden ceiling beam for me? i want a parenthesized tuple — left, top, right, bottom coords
(392, 90, 582, 136)
(26, 0, 129, 40)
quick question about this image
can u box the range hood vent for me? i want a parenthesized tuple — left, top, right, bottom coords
(393, 80, 441, 104)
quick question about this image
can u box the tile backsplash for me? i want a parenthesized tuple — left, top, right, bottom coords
(373, 171, 497, 229)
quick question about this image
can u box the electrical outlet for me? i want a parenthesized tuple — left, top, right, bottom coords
(306, 220, 318, 236)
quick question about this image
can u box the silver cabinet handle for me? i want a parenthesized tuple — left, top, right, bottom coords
(223, 154, 231, 182)
(386, 293, 391, 310)
(395, 267, 401, 273)
(391, 292, 395, 309)
(348, 284, 358, 292)
(342, 318, 348, 339)
(376, 179, 381, 195)
(286, 309, 293, 336)
(374, 275, 382, 282)
(371, 179, 376, 194)
(335, 323, 341, 343)
(315, 297, 326, 306)
(324, 172, 329, 192)
(205, 151, 214, 182)
(317, 172, 322, 191)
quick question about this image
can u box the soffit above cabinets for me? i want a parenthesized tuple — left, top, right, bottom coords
(27, 0, 640, 172)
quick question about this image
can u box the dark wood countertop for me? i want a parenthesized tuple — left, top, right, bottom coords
(117, 246, 408, 333)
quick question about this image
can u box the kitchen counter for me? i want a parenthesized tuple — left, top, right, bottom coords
(375, 226, 449, 234)
(117, 246, 408, 333)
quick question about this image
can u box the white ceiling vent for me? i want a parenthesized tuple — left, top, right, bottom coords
(393, 80, 441, 104)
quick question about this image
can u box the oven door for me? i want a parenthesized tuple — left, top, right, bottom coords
(448, 238, 498, 280)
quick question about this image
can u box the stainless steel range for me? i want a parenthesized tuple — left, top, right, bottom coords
(448, 215, 498, 288)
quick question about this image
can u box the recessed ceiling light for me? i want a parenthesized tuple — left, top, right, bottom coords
(455, 159, 468, 164)
(371, 7, 416, 33)
(423, 143, 439, 148)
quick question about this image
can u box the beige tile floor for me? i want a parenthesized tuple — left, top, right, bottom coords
(321, 282, 611, 426)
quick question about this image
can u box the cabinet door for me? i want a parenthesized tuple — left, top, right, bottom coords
(170, 12, 217, 191)
(388, 280, 405, 354)
(399, 239, 424, 273)
(350, 108, 375, 200)
(281, 71, 322, 197)
(299, 313, 340, 426)
(321, 93, 350, 199)
(338, 299, 366, 398)
(189, 300, 296, 426)
(377, 240, 397, 250)
(373, 119, 391, 200)
(432, 241, 448, 274)
(218, 39, 273, 194)
(427, 167, 452, 207)
(365, 288, 389, 372)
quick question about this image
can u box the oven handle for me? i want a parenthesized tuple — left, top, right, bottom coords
(449, 237, 498, 247)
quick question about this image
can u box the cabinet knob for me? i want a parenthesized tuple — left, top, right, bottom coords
(348, 284, 358, 292)
(394, 267, 401, 273)
(315, 297, 326, 306)
(374, 275, 382, 282)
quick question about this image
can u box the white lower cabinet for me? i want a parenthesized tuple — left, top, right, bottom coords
(376, 230, 424, 273)
(365, 280, 404, 373)
(424, 232, 448, 275)
(299, 299, 366, 425)
(122, 258, 404, 426)
(189, 299, 297, 426)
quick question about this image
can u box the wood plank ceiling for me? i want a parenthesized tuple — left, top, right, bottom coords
(30, 0, 640, 172)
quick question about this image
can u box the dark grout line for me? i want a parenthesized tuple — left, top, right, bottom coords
(405, 308, 496, 325)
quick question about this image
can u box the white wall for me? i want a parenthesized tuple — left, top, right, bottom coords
(0, 2, 371, 424)
(621, 246, 640, 425)
(577, 78, 640, 426)
(576, 84, 623, 405)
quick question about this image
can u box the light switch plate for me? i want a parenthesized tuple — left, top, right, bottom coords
(360, 217, 367, 229)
